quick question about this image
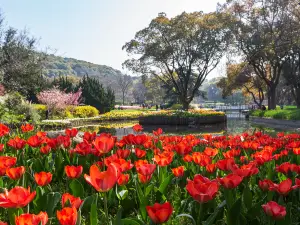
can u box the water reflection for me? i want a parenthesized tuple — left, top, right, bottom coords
(73, 113, 299, 139)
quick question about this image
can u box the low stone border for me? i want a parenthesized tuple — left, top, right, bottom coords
(139, 115, 227, 126)
(250, 116, 300, 129)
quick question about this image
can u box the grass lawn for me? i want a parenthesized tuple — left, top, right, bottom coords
(250, 105, 300, 120)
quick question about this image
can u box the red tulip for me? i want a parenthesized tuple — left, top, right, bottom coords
(135, 148, 146, 158)
(57, 207, 77, 225)
(34, 172, 52, 186)
(133, 124, 143, 132)
(93, 135, 115, 154)
(206, 164, 216, 173)
(0, 221, 7, 225)
(6, 166, 25, 180)
(186, 175, 219, 203)
(171, 166, 184, 177)
(21, 124, 34, 133)
(0, 156, 17, 176)
(62, 193, 83, 209)
(136, 163, 156, 176)
(15, 212, 48, 225)
(65, 165, 83, 179)
(270, 179, 293, 196)
(259, 179, 274, 192)
(146, 202, 173, 224)
(216, 158, 237, 171)
(117, 174, 130, 186)
(40, 145, 51, 154)
(83, 132, 96, 142)
(0, 186, 36, 208)
(27, 135, 43, 148)
(65, 128, 78, 138)
(0, 144, 4, 152)
(218, 174, 243, 189)
(262, 201, 286, 220)
(138, 173, 152, 184)
(153, 128, 163, 136)
(192, 152, 211, 166)
(0, 124, 9, 136)
(84, 163, 120, 192)
(116, 149, 131, 159)
(7, 137, 26, 150)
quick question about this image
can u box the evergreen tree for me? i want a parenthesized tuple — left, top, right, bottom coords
(52, 76, 75, 93)
(78, 75, 115, 113)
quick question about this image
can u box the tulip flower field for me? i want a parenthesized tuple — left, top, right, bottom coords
(1, 123, 300, 224)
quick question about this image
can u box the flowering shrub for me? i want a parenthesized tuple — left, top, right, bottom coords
(0, 124, 299, 224)
(37, 88, 82, 112)
(146, 109, 225, 118)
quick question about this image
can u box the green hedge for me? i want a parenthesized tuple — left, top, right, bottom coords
(250, 108, 300, 120)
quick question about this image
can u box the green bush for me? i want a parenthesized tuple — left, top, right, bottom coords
(170, 104, 183, 110)
(33, 104, 99, 119)
(0, 92, 41, 124)
(250, 108, 300, 120)
(33, 104, 47, 119)
(73, 105, 99, 118)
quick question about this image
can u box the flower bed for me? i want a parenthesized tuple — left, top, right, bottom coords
(140, 109, 226, 125)
(0, 124, 299, 224)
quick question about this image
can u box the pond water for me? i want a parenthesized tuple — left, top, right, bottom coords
(71, 113, 300, 139)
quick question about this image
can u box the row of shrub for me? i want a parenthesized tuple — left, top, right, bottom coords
(250, 108, 300, 120)
(144, 109, 225, 118)
(34, 104, 99, 120)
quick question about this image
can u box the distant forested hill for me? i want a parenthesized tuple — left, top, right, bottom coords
(43, 54, 137, 102)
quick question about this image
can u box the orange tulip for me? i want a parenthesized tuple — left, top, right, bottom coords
(0, 186, 36, 208)
(6, 166, 25, 180)
(57, 207, 77, 225)
(146, 202, 173, 224)
(171, 166, 184, 177)
(62, 193, 83, 209)
(84, 163, 120, 192)
(65, 165, 83, 179)
(93, 135, 115, 154)
(117, 174, 130, 186)
(15, 212, 48, 225)
(135, 148, 146, 158)
(34, 172, 52, 186)
(138, 173, 152, 184)
(154, 151, 174, 167)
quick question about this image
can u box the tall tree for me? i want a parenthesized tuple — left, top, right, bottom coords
(217, 63, 266, 108)
(222, 0, 298, 109)
(123, 12, 231, 110)
(0, 18, 47, 99)
(116, 74, 132, 105)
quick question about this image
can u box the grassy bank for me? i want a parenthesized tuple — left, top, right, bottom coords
(250, 106, 300, 120)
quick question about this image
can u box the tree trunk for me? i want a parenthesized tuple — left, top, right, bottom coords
(182, 101, 190, 111)
(268, 87, 276, 110)
(122, 92, 125, 105)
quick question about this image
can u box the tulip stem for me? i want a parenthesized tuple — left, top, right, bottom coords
(197, 203, 204, 225)
(103, 192, 109, 224)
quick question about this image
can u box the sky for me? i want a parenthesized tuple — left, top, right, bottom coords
(0, 0, 226, 78)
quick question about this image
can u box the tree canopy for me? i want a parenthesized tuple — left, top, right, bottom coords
(123, 11, 231, 109)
